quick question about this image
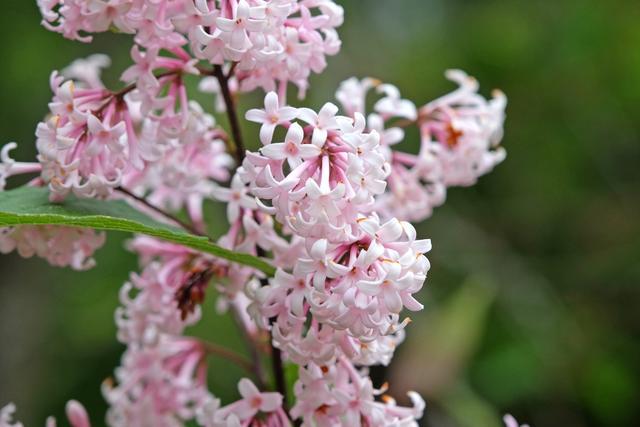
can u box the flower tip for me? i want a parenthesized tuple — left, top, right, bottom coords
(65, 400, 90, 427)
(102, 376, 115, 389)
(492, 88, 507, 101)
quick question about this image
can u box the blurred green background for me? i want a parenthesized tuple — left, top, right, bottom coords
(1, 0, 639, 426)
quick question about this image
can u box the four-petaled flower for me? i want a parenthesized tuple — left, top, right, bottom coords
(245, 91, 298, 145)
(86, 115, 127, 156)
(216, 0, 267, 54)
(234, 378, 283, 420)
(211, 174, 258, 222)
(261, 123, 321, 168)
(298, 102, 341, 147)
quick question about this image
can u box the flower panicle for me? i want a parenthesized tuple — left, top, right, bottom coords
(0, 1, 516, 426)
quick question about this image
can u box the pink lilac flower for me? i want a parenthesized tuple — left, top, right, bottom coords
(208, 378, 290, 427)
(261, 123, 321, 168)
(211, 174, 258, 223)
(0, 225, 105, 270)
(38, 0, 174, 47)
(4, 4, 514, 426)
(419, 69, 507, 187)
(35, 48, 213, 202)
(240, 93, 389, 243)
(335, 77, 378, 118)
(47, 401, 92, 427)
(248, 282, 406, 367)
(104, 336, 213, 427)
(215, 1, 267, 56)
(118, 235, 221, 339)
(61, 401, 91, 427)
(249, 215, 429, 349)
(1, 401, 92, 427)
(122, 101, 233, 230)
(210, 195, 291, 314)
(36, 71, 136, 201)
(193, 0, 343, 96)
(0, 404, 21, 427)
(121, 45, 198, 125)
(374, 84, 418, 121)
(171, 1, 218, 46)
(290, 358, 424, 426)
(245, 92, 298, 145)
(297, 102, 340, 147)
(62, 54, 112, 89)
(40, 1, 342, 96)
(121, 45, 198, 90)
(504, 414, 531, 427)
(332, 73, 507, 223)
(120, 45, 161, 89)
(235, 91, 431, 400)
(106, 238, 220, 426)
(0, 143, 41, 190)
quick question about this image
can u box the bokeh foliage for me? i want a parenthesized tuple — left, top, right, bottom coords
(1, 1, 639, 426)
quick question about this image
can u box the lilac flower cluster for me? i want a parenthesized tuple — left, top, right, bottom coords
(0, 1, 522, 426)
(38, 0, 342, 96)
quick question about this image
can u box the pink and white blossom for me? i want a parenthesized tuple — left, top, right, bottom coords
(0, 143, 41, 190)
(291, 358, 424, 426)
(241, 93, 390, 243)
(1, 401, 92, 427)
(194, 379, 289, 427)
(0, 404, 21, 427)
(504, 414, 531, 427)
(333, 74, 507, 223)
(0, 4, 512, 426)
(245, 92, 298, 145)
(0, 225, 105, 270)
(36, 71, 135, 201)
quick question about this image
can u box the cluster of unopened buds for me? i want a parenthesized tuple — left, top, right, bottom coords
(0, 1, 528, 426)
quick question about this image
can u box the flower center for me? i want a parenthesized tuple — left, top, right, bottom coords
(444, 122, 463, 148)
(250, 396, 262, 409)
(285, 141, 299, 155)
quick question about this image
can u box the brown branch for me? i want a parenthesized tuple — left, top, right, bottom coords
(113, 70, 180, 98)
(199, 339, 256, 376)
(230, 304, 269, 390)
(270, 337, 289, 410)
(392, 110, 433, 129)
(214, 64, 246, 164)
(227, 61, 239, 79)
(393, 118, 417, 129)
(116, 187, 203, 236)
(255, 246, 289, 408)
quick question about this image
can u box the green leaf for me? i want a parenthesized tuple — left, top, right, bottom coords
(0, 186, 276, 276)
